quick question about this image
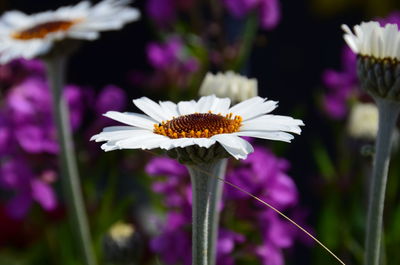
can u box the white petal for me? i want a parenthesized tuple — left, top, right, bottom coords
(341, 24, 353, 35)
(115, 134, 169, 150)
(342, 21, 400, 60)
(343, 34, 359, 54)
(233, 131, 295, 143)
(228, 96, 264, 117)
(196, 95, 217, 113)
(209, 97, 231, 114)
(103, 111, 156, 129)
(133, 97, 170, 122)
(1, 11, 30, 27)
(193, 138, 216, 148)
(101, 142, 120, 152)
(160, 138, 194, 149)
(241, 115, 304, 134)
(178, 100, 197, 115)
(240, 100, 278, 120)
(212, 134, 254, 159)
(91, 127, 151, 142)
(159, 101, 179, 118)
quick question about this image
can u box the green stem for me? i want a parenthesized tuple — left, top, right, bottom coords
(365, 98, 400, 265)
(187, 159, 228, 265)
(45, 55, 97, 265)
(231, 12, 258, 71)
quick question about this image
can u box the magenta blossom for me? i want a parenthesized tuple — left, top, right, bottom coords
(0, 58, 126, 218)
(146, 0, 196, 26)
(0, 157, 57, 219)
(146, 0, 176, 26)
(147, 37, 198, 73)
(223, 0, 281, 30)
(5, 78, 86, 154)
(132, 37, 199, 90)
(322, 46, 358, 119)
(94, 85, 126, 116)
(0, 58, 44, 88)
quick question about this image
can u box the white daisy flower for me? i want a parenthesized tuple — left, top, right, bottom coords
(0, 0, 140, 63)
(199, 71, 258, 103)
(342, 21, 400, 60)
(91, 95, 304, 160)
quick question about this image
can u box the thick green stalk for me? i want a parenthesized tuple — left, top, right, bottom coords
(45, 56, 97, 265)
(365, 98, 400, 265)
(187, 159, 228, 265)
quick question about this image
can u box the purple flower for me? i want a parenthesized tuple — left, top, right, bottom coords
(255, 243, 284, 265)
(0, 157, 57, 219)
(223, 0, 258, 17)
(378, 11, 400, 26)
(65, 84, 86, 130)
(85, 85, 127, 151)
(94, 85, 126, 116)
(147, 38, 184, 70)
(147, 37, 199, 74)
(223, 0, 281, 30)
(150, 212, 191, 265)
(145, 157, 191, 209)
(5, 78, 86, 154)
(0, 114, 12, 155)
(146, 145, 304, 264)
(0, 58, 44, 88)
(226, 147, 298, 210)
(146, 0, 196, 26)
(150, 213, 245, 265)
(6, 78, 52, 123)
(0, 58, 95, 218)
(217, 229, 245, 265)
(322, 46, 357, 119)
(139, 37, 199, 90)
(146, 0, 176, 26)
(259, 0, 281, 30)
(146, 157, 187, 177)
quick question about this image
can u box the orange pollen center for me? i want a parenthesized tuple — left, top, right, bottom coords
(11, 20, 76, 40)
(154, 112, 242, 139)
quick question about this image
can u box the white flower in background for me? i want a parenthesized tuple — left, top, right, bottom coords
(91, 95, 304, 159)
(108, 222, 135, 247)
(199, 71, 258, 103)
(348, 102, 379, 140)
(0, 0, 140, 63)
(342, 21, 400, 60)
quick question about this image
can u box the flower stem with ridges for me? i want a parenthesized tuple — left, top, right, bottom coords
(45, 55, 97, 265)
(187, 159, 227, 265)
(365, 97, 400, 265)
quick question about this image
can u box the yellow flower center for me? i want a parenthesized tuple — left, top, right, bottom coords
(154, 112, 242, 139)
(11, 20, 77, 40)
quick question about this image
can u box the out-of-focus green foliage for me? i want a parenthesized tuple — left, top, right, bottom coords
(309, 0, 399, 18)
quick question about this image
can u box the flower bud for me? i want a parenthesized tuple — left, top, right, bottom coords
(199, 71, 257, 103)
(103, 222, 141, 264)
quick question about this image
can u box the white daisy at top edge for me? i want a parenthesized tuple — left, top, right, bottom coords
(91, 95, 304, 160)
(342, 21, 400, 60)
(0, 0, 140, 64)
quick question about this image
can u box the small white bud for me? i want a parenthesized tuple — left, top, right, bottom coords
(199, 71, 258, 103)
